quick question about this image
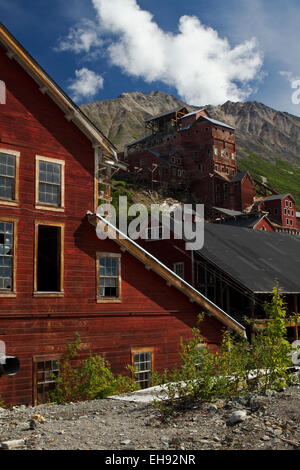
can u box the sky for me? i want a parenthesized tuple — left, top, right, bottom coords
(1, 0, 300, 115)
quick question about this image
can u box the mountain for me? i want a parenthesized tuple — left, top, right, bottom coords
(81, 91, 300, 207)
(81, 91, 187, 151)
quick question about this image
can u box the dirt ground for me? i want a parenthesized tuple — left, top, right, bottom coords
(1, 384, 300, 451)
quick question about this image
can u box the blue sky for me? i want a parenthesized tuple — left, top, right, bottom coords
(1, 0, 300, 115)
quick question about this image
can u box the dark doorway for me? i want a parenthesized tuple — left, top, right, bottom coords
(37, 225, 61, 292)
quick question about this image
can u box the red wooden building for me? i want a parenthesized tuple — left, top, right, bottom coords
(120, 107, 256, 211)
(0, 24, 245, 406)
(137, 217, 300, 338)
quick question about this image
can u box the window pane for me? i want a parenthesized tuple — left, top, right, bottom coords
(0, 176, 14, 199)
(99, 257, 120, 298)
(0, 222, 13, 291)
(38, 161, 61, 206)
(134, 351, 152, 389)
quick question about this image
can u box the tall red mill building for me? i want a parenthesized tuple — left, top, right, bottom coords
(0, 24, 245, 405)
(120, 107, 256, 212)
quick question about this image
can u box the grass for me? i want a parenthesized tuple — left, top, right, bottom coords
(238, 151, 300, 210)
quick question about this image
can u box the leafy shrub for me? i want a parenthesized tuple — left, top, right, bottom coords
(114, 181, 127, 188)
(155, 286, 293, 409)
(50, 333, 139, 404)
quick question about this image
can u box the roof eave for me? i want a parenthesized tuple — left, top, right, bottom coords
(0, 23, 117, 160)
(87, 211, 246, 337)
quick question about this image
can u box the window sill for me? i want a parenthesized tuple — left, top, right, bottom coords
(97, 298, 122, 304)
(0, 200, 18, 207)
(35, 204, 65, 213)
(34, 292, 64, 298)
(0, 292, 17, 298)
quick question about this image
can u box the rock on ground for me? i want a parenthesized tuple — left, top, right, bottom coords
(1, 385, 300, 450)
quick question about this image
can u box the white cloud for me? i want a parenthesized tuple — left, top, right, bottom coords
(55, 19, 103, 54)
(89, 0, 263, 105)
(68, 68, 104, 102)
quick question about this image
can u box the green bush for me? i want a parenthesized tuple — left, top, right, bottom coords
(114, 181, 127, 188)
(50, 333, 140, 404)
(155, 286, 293, 408)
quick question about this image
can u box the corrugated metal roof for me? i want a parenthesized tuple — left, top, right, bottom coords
(198, 116, 235, 130)
(197, 224, 300, 293)
(181, 109, 205, 119)
(232, 172, 249, 183)
(263, 194, 294, 202)
(222, 216, 264, 229)
(214, 207, 243, 217)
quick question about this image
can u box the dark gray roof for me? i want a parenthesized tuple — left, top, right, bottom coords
(214, 207, 243, 217)
(263, 193, 294, 202)
(197, 224, 300, 293)
(222, 216, 264, 229)
(198, 115, 235, 130)
(232, 172, 250, 183)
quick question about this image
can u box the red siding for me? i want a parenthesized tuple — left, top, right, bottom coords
(0, 42, 225, 405)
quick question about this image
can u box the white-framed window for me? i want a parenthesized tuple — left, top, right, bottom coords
(0, 220, 15, 293)
(231, 153, 235, 160)
(285, 200, 289, 207)
(174, 262, 184, 279)
(214, 147, 218, 156)
(96, 253, 121, 302)
(35, 155, 65, 211)
(286, 219, 289, 225)
(0, 149, 20, 206)
(132, 349, 153, 389)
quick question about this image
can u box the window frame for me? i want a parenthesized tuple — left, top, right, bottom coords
(32, 355, 60, 406)
(0, 148, 20, 206)
(96, 252, 122, 303)
(131, 347, 154, 389)
(35, 155, 65, 212)
(0, 217, 17, 297)
(34, 221, 65, 297)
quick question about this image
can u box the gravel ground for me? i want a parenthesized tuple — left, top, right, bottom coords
(1, 385, 300, 450)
